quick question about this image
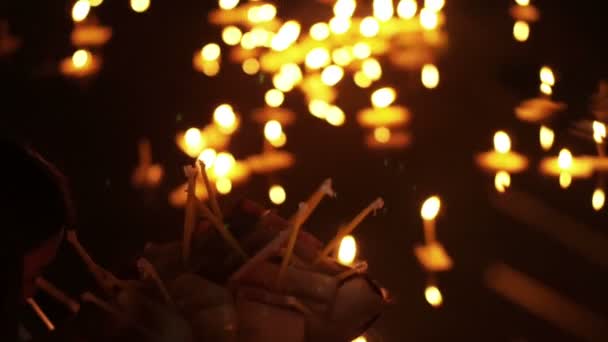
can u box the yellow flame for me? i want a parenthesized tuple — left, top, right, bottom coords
(421, 196, 441, 220)
(265, 89, 284, 108)
(515, 0, 530, 6)
(72, 1, 91, 22)
(272, 74, 293, 92)
(213, 104, 237, 133)
(184, 128, 204, 153)
(326, 106, 346, 126)
(421, 64, 439, 89)
(558, 148, 573, 170)
(559, 172, 572, 189)
(337, 235, 357, 266)
(352, 42, 372, 59)
(321, 65, 344, 86)
(216, 177, 232, 194)
(540, 83, 552, 96)
(271, 21, 301, 51)
(305, 47, 331, 69)
(359, 16, 380, 37)
(264, 120, 283, 141)
(219, 0, 239, 10)
(397, 0, 418, 19)
(493, 131, 511, 154)
(89, 0, 104, 7)
(269, 132, 287, 148)
(419, 8, 439, 30)
(539, 126, 555, 151)
(333, 0, 357, 18)
(371, 87, 397, 108)
(309, 99, 330, 118)
(242, 58, 260, 75)
(201, 43, 221, 61)
(213, 152, 236, 178)
(130, 0, 151, 13)
(425, 0, 445, 12)
(592, 188, 605, 211)
(248, 4, 276, 23)
(354, 71, 372, 88)
(329, 16, 351, 35)
(198, 148, 217, 168)
(310, 22, 330, 41)
(593, 121, 606, 144)
(513, 21, 530, 42)
(362, 58, 382, 81)
(280, 63, 303, 83)
(72, 49, 91, 68)
(269, 184, 287, 205)
(494, 171, 511, 193)
(374, 127, 391, 143)
(222, 26, 242, 46)
(332, 47, 353, 67)
(352, 337, 367, 342)
(425, 285, 443, 307)
(540, 66, 555, 86)
(202, 60, 220, 76)
(373, 0, 394, 22)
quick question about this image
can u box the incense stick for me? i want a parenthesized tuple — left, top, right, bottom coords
(35, 277, 80, 313)
(136, 258, 174, 306)
(199, 160, 223, 221)
(26, 298, 55, 331)
(182, 165, 198, 263)
(276, 203, 308, 288)
(289, 178, 334, 225)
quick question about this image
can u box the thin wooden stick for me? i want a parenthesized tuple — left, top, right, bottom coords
(199, 160, 223, 221)
(315, 198, 384, 264)
(289, 178, 334, 225)
(26, 298, 55, 331)
(35, 277, 80, 313)
(276, 203, 308, 288)
(182, 165, 198, 263)
(136, 258, 174, 306)
(196, 198, 248, 260)
(336, 261, 368, 282)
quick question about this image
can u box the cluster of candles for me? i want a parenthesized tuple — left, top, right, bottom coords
(510, 0, 539, 43)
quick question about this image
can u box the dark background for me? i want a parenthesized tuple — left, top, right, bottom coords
(2, 0, 608, 341)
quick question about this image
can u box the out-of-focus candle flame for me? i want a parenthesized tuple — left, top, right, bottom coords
(424, 0, 445, 12)
(373, 0, 394, 22)
(269, 132, 287, 148)
(493, 131, 511, 154)
(272, 73, 295, 92)
(332, 47, 353, 67)
(184, 128, 205, 154)
(333, 0, 356, 18)
(242, 58, 260, 75)
(265, 89, 284, 107)
(558, 148, 573, 170)
(271, 20, 301, 51)
(89, 0, 103, 7)
(352, 337, 367, 342)
(72, 49, 91, 68)
(130, 0, 151, 13)
(198, 148, 217, 169)
(354, 71, 372, 88)
(201, 43, 221, 61)
(371, 87, 397, 108)
(513, 21, 530, 42)
(202, 60, 220, 76)
(72, 1, 91, 22)
(337, 235, 357, 266)
(540, 66, 555, 86)
(592, 188, 605, 211)
(310, 22, 330, 41)
(305, 47, 331, 69)
(421, 63, 439, 89)
(421, 196, 441, 221)
(248, 4, 276, 23)
(494, 171, 511, 193)
(268, 184, 287, 205)
(321, 64, 344, 86)
(329, 16, 351, 35)
(362, 58, 382, 81)
(352, 42, 372, 59)
(213, 152, 236, 177)
(559, 172, 572, 189)
(222, 26, 242, 46)
(397, 0, 418, 19)
(539, 125, 555, 151)
(309, 99, 330, 118)
(264, 120, 283, 141)
(373, 127, 391, 143)
(515, 0, 530, 6)
(213, 104, 238, 133)
(219, 0, 239, 10)
(216, 177, 232, 194)
(359, 16, 380, 37)
(593, 121, 606, 144)
(425, 285, 443, 307)
(419, 8, 439, 30)
(280, 63, 303, 84)
(539, 83, 552, 96)
(326, 105, 346, 126)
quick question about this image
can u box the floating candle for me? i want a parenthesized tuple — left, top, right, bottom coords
(475, 131, 528, 173)
(365, 129, 411, 149)
(539, 148, 594, 188)
(71, 24, 112, 47)
(414, 196, 453, 272)
(515, 97, 565, 122)
(424, 285, 443, 308)
(593, 120, 606, 157)
(337, 235, 358, 266)
(59, 49, 101, 78)
(357, 106, 411, 128)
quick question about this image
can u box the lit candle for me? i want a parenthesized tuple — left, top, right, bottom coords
(71, 24, 113, 47)
(337, 235, 358, 266)
(515, 97, 565, 123)
(414, 196, 453, 271)
(424, 284, 443, 308)
(539, 125, 555, 151)
(59, 49, 101, 78)
(593, 120, 606, 157)
(420, 196, 440, 244)
(539, 148, 594, 188)
(592, 188, 605, 211)
(365, 128, 412, 149)
(357, 105, 411, 128)
(475, 131, 529, 173)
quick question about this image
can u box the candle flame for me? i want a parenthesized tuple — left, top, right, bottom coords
(265, 88, 284, 107)
(494, 171, 511, 193)
(264, 120, 283, 141)
(354, 71, 373, 88)
(333, 0, 357, 18)
(269, 132, 287, 148)
(373, 0, 394, 22)
(592, 188, 605, 211)
(213, 152, 235, 177)
(130, 0, 151, 13)
(305, 47, 331, 70)
(353, 42, 372, 59)
(269, 184, 287, 205)
(326, 106, 346, 126)
(421, 64, 439, 89)
(513, 21, 530, 42)
(198, 148, 217, 169)
(270, 21, 301, 51)
(184, 127, 204, 153)
(89, 0, 103, 7)
(213, 104, 238, 133)
(332, 47, 353, 66)
(216, 177, 232, 194)
(425, 285, 443, 307)
(72, 49, 91, 69)
(397, 0, 418, 19)
(373, 127, 391, 143)
(493, 131, 511, 154)
(362, 58, 382, 81)
(419, 8, 439, 30)
(593, 121, 606, 144)
(329, 16, 351, 35)
(539, 126, 555, 151)
(72, 0, 91, 22)
(371, 87, 397, 108)
(310, 22, 330, 41)
(222, 26, 242, 46)
(219, 0, 239, 10)
(515, 0, 530, 6)
(352, 337, 367, 342)
(540, 66, 555, 86)
(247, 4, 276, 23)
(539, 83, 552, 96)
(309, 99, 330, 118)
(201, 43, 221, 61)
(321, 64, 345, 86)
(242, 58, 260, 75)
(557, 148, 572, 170)
(421, 196, 441, 221)
(424, 0, 445, 12)
(559, 172, 572, 189)
(337, 235, 357, 266)
(360, 16, 380, 37)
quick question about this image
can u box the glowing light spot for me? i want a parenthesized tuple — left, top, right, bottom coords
(309, 99, 330, 118)
(397, 0, 418, 19)
(219, 0, 239, 10)
(310, 22, 330, 41)
(371, 87, 396, 108)
(425, 285, 443, 307)
(513, 21, 529, 42)
(493, 131, 511, 154)
(248, 4, 276, 23)
(280, 63, 303, 83)
(329, 16, 351, 35)
(213, 104, 238, 134)
(540, 83, 552, 96)
(419, 8, 438, 30)
(424, 0, 445, 12)
(333, 0, 356, 18)
(201, 43, 221, 61)
(352, 42, 372, 59)
(265, 89, 284, 107)
(264, 120, 283, 141)
(222, 26, 242, 46)
(352, 337, 368, 342)
(269, 132, 287, 147)
(216, 177, 232, 194)
(184, 128, 204, 152)
(337, 235, 357, 266)
(198, 148, 217, 168)
(515, 0, 530, 6)
(332, 47, 353, 66)
(72, 1, 91, 22)
(213, 152, 236, 177)
(354, 71, 372, 88)
(305, 47, 331, 69)
(592, 188, 605, 211)
(373, 0, 394, 22)
(559, 172, 572, 189)
(201, 60, 220, 77)
(540, 66, 555, 86)
(362, 58, 382, 81)
(374, 127, 391, 143)
(593, 121, 606, 144)
(539, 126, 555, 151)
(130, 0, 151, 13)
(326, 106, 346, 126)
(72, 49, 91, 68)
(89, 0, 104, 7)
(321, 64, 344, 86)
(494, 171, 511, 193)
(269, 185, 287, 205)
(421, 63, 439, 89)
(273, 73, 295, 92)
(271, 20, 301, 51)
(421, 196, 440, 220)
(558, 148, 573, 170)
(359, 16, 380, 37)
(242, 58, 260, 75)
